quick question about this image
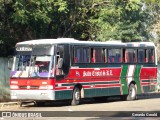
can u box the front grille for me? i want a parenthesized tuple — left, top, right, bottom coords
(19, 86, 39, 89)
(30, 86, 39, 89)
(19, 86, 27, 89)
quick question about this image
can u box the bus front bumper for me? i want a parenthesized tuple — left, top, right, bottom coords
(10, 90, 55, 100)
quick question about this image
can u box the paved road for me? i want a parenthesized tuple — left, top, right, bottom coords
(1, 94, 160, 120)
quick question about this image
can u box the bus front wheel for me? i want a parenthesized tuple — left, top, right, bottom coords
(71, 87, 81, 105)
(127, 83, 137, 101)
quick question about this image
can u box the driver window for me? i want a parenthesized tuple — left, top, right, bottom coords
(56, 45, 64, 75)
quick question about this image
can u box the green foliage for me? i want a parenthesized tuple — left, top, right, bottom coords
(91, 0, 153, 41)
(0, 0, 160, 56)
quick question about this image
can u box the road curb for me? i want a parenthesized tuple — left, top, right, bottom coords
(137, 92, 160, 99)
(0, 102, 19, 109)
(0, 92, 160, 109)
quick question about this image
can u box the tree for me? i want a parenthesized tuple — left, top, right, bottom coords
(1, 0, 160, 57)
(90, 0, 157, 41)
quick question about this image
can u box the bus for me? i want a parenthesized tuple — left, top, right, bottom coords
(10, 38, 157, 105)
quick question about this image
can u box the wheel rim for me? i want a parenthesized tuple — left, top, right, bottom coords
(130, 87, 136, 98)
(75, 90, 80, 101)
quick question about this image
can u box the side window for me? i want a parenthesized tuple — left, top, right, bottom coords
(56, 45, 64, 64)
(104, 48, 107, 63)
(91, 48, 106, 63)
(56, 45, 64, 76)
(108, 49, 122, 63)
(148, 49, 154, 63)
(91, 48, 95, 63)
(56, 44, 70, 80)
(124, 49, 136, 63)
(95, 48, 105, 63)
(74, 47, 80, 63)
(74, 47, 90, 63)
(138, 49, 145, 63)
(83, 48, 90, 63)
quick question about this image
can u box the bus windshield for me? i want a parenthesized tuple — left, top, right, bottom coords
(11, 55, 54, 78)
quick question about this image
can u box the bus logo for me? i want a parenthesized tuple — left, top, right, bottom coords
(76, 71, 80, 76)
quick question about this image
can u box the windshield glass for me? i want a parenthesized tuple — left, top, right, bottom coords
(11, 55, 54, 78)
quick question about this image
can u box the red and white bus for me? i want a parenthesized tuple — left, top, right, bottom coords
(10, 38, 157, 105)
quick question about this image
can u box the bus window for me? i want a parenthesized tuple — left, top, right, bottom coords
(144, 49, 147, 63)
(148, 49, 154, 63)
(104, 48, 107, 63)
(35, 56, 51, 72)
(94, 48, 105, 63)
(138, 49, 145, 63)
(124, 49, 136, 63)
(108, 49, 121, 63)
(74, 47, 90, 63)
(91, 48, 95, 63)
(56, 45, 64, 75)
(124, 50, 128, 63)
(74, 48, 81, 63)
(115, 49, 122, 63)
(83, 48, 90, 63)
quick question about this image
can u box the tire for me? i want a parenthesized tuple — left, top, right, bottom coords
(71, 87, 81, 106)
(127, 84, 137, 101)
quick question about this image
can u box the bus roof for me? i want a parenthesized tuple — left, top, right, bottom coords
(16, 38, 155, 47)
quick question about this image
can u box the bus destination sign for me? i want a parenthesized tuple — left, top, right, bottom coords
(16, 47, 32, 51)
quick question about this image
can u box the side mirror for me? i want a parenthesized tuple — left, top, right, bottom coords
(57, 58, 63, 69)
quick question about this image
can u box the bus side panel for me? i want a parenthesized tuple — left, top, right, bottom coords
(108, 87, 121, 96)
(53, 65, 157, 100)
(140, 66, 157, 93)
(120, 65, 143, 95)
(68, 66, 122, 98)
(84, 88, 121, 98)
(84, 89, 95, 98)
(134, 65, 142, 94)
(55, 90, 72, 100)
(120, 65, 129, 95)
(120, 65, 156, 95)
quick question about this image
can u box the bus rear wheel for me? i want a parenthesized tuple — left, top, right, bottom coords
(127, 83, 137, 101)
(71, 87, 81, 106)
